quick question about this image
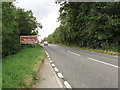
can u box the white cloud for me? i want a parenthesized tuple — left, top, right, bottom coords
(39, 12, 60, 39)
(14, 0, 60, 40)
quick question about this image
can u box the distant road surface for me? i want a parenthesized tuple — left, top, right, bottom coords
(45, 44, 118, 88)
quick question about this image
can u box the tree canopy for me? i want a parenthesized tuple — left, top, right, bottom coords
(45, 2, 120, 52)
(2, 2, 42, 57)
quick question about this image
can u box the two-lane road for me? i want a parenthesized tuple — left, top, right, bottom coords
(45, 44, 118, 88)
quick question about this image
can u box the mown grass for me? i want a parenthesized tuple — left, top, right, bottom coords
(2, 46, 46, 88)
(51, 43, 120, 56)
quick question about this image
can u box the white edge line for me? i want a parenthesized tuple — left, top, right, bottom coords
(64, 81, 72, 89)
(48, 60, 63, 88)
(46, 50, 72, 88)
(45, 51, 64, 88)
(45, 50, 49, 57)
(87, 57, 119, 68)
(51, 63, 56, 67)
(45, 50, 48, 55)
(57, 73, 64, 78)
(50, 60, 53, 63)
(47, 54, 50, 58)
(48, 57, 51, 60)
(54, 67, 59, 72)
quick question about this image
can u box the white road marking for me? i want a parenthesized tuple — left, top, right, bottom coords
(48, 57, 51, 60)
(68, 51, 119, 68)
(46, 50, 70, 88)
(51, 64, 55, 67)
(45, 50, 50, 58)
(50, 60, 53, 63)
(87, 57, 119, 68)
(64, 81, 72, 89)
(68, 51, 80, 56)
(49, 60, 63, 88)
(45, 50, 48, 55)
(54, 67, 59, 72)
(47, 54, 50, 58)
(57, 73, 64, 78)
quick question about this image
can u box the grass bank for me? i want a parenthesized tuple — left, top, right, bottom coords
(50, 43, 120, 56)
(2, 46, 46, 88)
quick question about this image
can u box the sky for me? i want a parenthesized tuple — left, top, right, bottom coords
(14, 0, 60, 40)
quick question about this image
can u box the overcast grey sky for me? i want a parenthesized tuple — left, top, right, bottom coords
(14, 0, 60, 40)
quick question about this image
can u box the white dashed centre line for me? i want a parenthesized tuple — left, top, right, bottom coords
(68, 51, 80, 56)
(87, 57, 119, 68)
(68, 51, 119, 68)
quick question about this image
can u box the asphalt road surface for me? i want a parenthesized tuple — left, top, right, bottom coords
(45, 44, 118, 88)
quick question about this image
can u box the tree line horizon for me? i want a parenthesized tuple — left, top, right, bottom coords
(45, 2, 120, 52)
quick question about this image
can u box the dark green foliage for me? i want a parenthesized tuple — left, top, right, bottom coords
(46, 2, 120, 52)
(2, 2, 21, 57)
(2, 2, 41, 58)
(16, 8, 40, 36)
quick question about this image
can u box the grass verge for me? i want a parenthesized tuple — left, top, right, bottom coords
(2, 46, 46, 88)
(50, 43, 120, 56)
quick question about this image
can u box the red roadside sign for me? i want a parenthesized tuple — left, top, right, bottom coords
(20, 36, 38, 44)
(41, 40, 44, 43)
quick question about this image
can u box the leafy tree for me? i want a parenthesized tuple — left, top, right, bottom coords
(2, 2, 20, 57)
(16, 8, 42, 36)
(2, 2, 42, 58)
(46, 2, 120, 52)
